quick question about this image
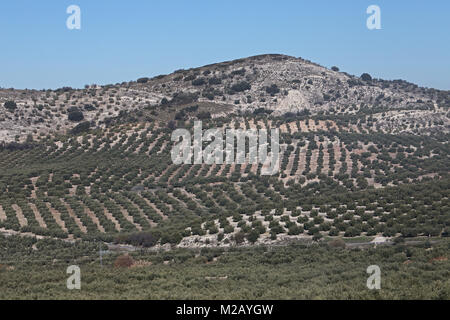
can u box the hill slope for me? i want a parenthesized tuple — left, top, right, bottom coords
(1, 54, 449, 143)
(0, 54, 449, 249)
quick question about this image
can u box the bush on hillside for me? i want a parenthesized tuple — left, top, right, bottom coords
(71, 121, 90, 134)
(361, 73, 372, 81)
(230, 81, 251, 93)
(68, 109, 84, 122)
(114, 254, 134, 268)
(265, 84, 280, 96)
(4, 100, 17, 111)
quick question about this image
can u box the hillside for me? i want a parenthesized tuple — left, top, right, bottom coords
(1, 54, 449, 143)
(0, 54, 449, 250)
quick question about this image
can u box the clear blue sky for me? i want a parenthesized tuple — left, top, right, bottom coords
(0, 0, 449, 90)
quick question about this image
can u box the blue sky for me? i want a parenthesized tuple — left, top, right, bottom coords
(0, 0, 449, 90)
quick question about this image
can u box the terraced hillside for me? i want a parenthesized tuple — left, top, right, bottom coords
(0, 114, 448, 248)
(0, 55, 449, 248)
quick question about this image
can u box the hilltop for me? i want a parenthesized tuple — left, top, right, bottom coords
(1, 54, 449, 143)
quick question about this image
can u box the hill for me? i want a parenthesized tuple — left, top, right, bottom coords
(1, 54, 449, 143)
(0, 54, 449, 249)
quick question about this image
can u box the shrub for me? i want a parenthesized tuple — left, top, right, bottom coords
(253, 108, 273, 115)
(223, 225, 234, 234)
(167, 120, 177, 130)
(230, 81, 251, 93)
(171, 92, 199, 105)
(208, 77, 222, 85)
(233, 231, 246, 244)
(361, 73, 372, 81)
(114, 254, 134, 268)
(204, 93, 215, 100)
(393, 236, 405, 244)
(265, 84, 280, 95)
(197, 111, 211, 120)
(184, 74, 196, 82)
(175, 110, 186, 120)
(328, 238, 346, 249)
(137, 77, 149, 84)
(331, 66, 340, 72)
(68, 110, 84, 122)
(246, 230, 260, 243)
(313, 233, 323, 241)
(231, 68, 246, 76)
(288, 225, 303, 235)
(119, 232, 159, 247)
(192, 78, 206, 86)
(71, 121, 90, 134)
(84, 104, 96, 111)
(4, 100, 17, 111)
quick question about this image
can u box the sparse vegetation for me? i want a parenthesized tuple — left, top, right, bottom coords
(68, 109, 84, 122)
(3, 100, 17, 112)
(0, 54, 449, 300)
